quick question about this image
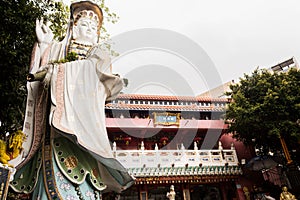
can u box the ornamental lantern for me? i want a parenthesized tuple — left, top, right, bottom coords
(193, 137, 202, 144)
(160, 136, 169, 145)
(123, 136, 131, 145)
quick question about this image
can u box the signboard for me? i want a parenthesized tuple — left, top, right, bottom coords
(153, 112, 180, 126)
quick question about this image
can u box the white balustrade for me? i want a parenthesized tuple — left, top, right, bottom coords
(113, 143, 239, 169)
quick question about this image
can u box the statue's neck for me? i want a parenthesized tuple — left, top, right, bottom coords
(68, 40, 93, 60)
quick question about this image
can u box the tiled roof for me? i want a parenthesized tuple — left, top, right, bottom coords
(105, 103, 225, 112)
(128, 165, 242, 177)
(117, 94, 229, 102)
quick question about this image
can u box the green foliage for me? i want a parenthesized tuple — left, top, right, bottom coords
(225, 68, 300, 154)
(50, 52, 79, 64)
(0, 0, 44, 136)
(47, 1, 69, 41)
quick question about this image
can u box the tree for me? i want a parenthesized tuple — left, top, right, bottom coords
(225, 68, 300, 160)
(0, 0, 119, 138)
(0, 0, 45, 137)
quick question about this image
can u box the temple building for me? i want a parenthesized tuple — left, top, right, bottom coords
(104, 94, 255, 200)
(101, 57, 300, 199)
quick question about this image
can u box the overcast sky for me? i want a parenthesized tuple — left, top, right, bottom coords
(67, 0, 300, 96)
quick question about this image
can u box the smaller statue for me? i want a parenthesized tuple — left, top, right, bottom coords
(0, 130, 26, 167)
(264, 192, 276, 200)
(280, 186, 297, 200)
(243, 186, 251, 200)
(166, 185, 176, 200)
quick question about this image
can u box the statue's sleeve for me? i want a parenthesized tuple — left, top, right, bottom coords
(99, 73, 124, 101)
(87, 46, 124, 101)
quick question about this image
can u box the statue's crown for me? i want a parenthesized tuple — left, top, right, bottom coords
(70, 0, 103, 26)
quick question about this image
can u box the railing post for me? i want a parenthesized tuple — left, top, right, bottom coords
(155, 143, 159, 166)
(113, 141, 117, 158)
(141, 141, 145, 151)
(194, 141, 198, 151)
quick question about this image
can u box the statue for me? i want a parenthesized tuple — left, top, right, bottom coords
(280, 186, 297, 200)
(242, 186, 251, 200)
(9, 0, 134, 199)
(166, 185, 176, 200)
(0, 130, 26, 167)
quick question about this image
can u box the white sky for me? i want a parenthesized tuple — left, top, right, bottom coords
(66, 0, 300, 96)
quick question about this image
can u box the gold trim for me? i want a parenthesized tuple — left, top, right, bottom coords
(42, 130, 63, 200)
(64, 156, 78, 170)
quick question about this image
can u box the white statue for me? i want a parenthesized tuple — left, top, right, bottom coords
(167, 185, 176, 200)
(10, 1, 134, 199)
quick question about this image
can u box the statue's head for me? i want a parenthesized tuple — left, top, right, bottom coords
(70, 1, 103, 45)
(170, 185, 174, 191)
(282, 186, 288, 192)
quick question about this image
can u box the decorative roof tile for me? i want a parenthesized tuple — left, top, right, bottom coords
(116, 94, 229, 102)
(105, 103, 225, 112)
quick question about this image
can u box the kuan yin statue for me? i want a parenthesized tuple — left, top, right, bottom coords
(9, 1, 134, 199)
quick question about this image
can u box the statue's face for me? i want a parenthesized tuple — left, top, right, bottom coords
(74, 16, 98, 45)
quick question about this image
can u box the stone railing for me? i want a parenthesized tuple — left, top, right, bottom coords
(113, 142, 239, 169)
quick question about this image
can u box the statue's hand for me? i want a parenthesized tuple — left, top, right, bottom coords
(35, 18, 53, 45)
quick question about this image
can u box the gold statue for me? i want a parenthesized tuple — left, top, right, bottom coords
(242, 186, 251, 200)
(280, 186, 297, 200)
(0, 130, 26, 167)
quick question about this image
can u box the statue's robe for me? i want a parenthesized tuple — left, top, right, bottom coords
(10, 41, 134, 199)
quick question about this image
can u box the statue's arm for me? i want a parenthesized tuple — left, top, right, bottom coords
(35, 19, 53, 58)
(27, 63, 53, 87)
(87, 46, 125, 100)
(27, 70, 47, 82)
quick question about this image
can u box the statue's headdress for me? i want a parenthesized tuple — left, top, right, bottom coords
(70, 0, 103, 34)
